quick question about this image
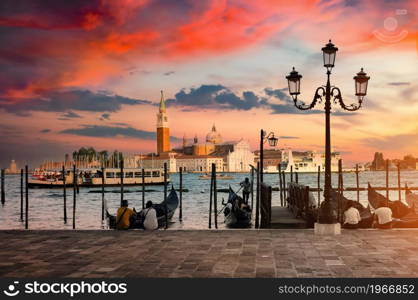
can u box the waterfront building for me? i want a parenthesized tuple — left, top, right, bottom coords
(136, 95, 255, 173)
(156, 90, 170, 154)
(135, 153, 177, 173)
(176, 155, 224, 172)
(5, 160, 19, 174)
(173, 126, 254, 172)
(254, 149, 282, 172)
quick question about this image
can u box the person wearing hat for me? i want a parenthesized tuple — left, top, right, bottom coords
(139, 201, 158, 230)
(116, 200, 136, 230)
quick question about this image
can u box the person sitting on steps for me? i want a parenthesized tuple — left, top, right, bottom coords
(373, 206, 393, 229)
(343, 201, 361, 229)
(116, 200, 136, 230)
(139, 201, 158, 230)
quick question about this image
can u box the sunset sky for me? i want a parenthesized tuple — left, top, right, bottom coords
(0, 0, 417, 167)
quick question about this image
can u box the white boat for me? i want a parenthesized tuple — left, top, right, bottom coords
(28, 168, 169, 188)
(264, 149, 341, 173)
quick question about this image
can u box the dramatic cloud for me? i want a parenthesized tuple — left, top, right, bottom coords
(279, 136, 300, 139)
(40, 129, 51, 133)
(167, 84, 357, 115)
(1, 0, 416, 101)
(60, 125, 181, 142)
(167, 84, 266, 111)
(163, 71, 175, 76)
(0, 89, 151, 115)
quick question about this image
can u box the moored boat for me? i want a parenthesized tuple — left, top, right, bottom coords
(107, 186, 179, 229)
(367, 183, 411, 218)
(28, 168, 169, 188)
(330, 190, 373, 228)
(223, 187, 252, 228)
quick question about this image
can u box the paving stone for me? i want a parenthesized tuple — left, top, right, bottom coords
(2, 229, 418, 278)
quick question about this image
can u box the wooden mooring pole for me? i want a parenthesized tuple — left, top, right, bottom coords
(255, 161, 260, 228)
(163, 163, 168, 229)
(101, 167, 105, 221)
(209, 166, 213, 229)
(120, 159, 124, 207)
(25, 165, 28, 229)
(355, 164, 360, 202)
(212, 163, 218, 229)
(142, 168, 145, 209)
(1, 169, 4, 205)
(290, 166, 293, 182)
(250, 167, 254, 208)
(317, 166, 321, 210)
(278, 165, 283, 206)
(20, 168, 23, 221)
(338, 159, 344, 224)
(282, 169, 287, 201)
(385, 159, 389, 205)
(73, 165, 76, 230)
(63, 165, 67, 224)
(179, 167, 183, 221)
(164, 162, 168, 229)
(397, 163, 401, 201)
(295, 172, 299, 184)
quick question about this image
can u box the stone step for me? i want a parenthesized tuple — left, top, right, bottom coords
(270, 206, 307, 229)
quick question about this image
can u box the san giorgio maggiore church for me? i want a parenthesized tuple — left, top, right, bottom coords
(134, 92, 254, 173)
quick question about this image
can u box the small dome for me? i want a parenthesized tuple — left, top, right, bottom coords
(206, 124, 222, 144)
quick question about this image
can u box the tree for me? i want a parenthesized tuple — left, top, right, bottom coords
(404, 154, 416, 169)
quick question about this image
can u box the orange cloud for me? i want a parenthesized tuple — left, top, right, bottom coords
(1, 0, 417, 101)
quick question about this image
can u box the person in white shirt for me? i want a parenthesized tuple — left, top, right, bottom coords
(343, 202, 361, 229)
(374, 206, 393, 229)
(140, 201, 158, 230)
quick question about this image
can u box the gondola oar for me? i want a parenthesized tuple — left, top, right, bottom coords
(217, 186, 243, 215)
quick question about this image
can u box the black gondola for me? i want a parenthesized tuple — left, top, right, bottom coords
(223, 187, 252, 228)
(107, 186, 179, 229)
(367, 183, 411, 218)
(330, 190, 373, 228)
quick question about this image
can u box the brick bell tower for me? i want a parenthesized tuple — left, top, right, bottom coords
(156, 90, 170, 154)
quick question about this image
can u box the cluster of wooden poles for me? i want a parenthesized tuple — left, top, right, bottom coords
(1, 167, 29, 229)
(0, 157, 413, 230)
(206, 158, 410, 229)
(0, 161, 183, 230)
(207, 161, 262, 229)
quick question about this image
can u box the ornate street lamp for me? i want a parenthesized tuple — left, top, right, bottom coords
(285, 40, 370, 227)
(259, 130, 278, 183)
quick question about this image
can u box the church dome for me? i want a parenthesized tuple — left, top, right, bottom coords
(206, 124, 222, 144)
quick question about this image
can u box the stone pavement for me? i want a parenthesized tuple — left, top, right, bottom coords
(1, 229, 418, 278)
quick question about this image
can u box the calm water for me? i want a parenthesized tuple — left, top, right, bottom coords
(1, 171, 418, 230)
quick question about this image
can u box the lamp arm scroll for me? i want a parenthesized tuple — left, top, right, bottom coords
(293, 87, 325, 111)
(331, 87, 362, 111)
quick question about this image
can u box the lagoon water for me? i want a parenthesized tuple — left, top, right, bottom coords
(1, 171, 418, 230)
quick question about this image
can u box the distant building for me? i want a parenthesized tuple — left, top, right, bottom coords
(176, 155, 224, 173)
(172, 125, 254, 172)
(5, 160, 19, 174)
(156, 90, 170, 154)
(254, 149, 282, 171)
(136, 97, 255, 172)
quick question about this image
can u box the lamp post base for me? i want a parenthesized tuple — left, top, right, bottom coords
(314, 222, 341, 235)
